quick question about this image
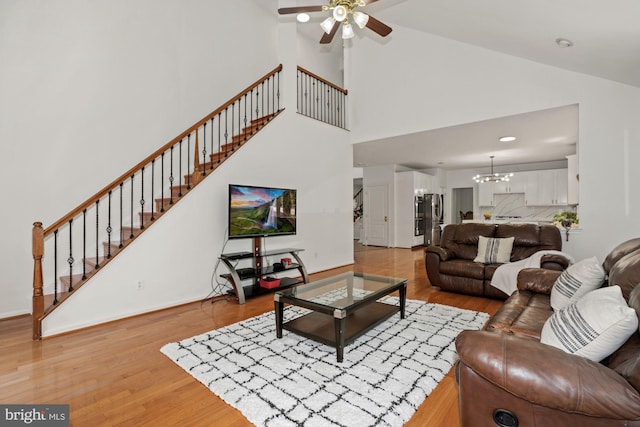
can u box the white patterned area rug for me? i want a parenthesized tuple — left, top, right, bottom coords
(161, 297, 489, 427)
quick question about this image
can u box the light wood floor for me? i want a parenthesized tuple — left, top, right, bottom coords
(0, 243, 502, 426)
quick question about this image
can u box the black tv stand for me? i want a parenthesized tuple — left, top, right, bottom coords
(219, 237, 308, 304)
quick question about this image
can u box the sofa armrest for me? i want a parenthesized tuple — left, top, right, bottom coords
(540, 253, 571, 271)
(516, 268, 561, 294)
(456, 330, 640, 419)
(425, 245, 452, 262)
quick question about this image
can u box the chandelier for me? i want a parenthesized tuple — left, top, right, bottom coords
(320, 1, 370, 39)
(473, 156, 514, 183)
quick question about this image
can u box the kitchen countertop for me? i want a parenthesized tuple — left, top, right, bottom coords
(462, 219, 540, 225)
(461, 219, 581, 232)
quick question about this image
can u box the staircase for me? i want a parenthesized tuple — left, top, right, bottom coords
(31, 65, 283, 340)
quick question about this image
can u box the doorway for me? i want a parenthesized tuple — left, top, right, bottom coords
(452, 187, 474, 223)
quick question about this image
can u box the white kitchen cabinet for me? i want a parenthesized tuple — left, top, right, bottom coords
(522, 171, 537, 205)
(493, 173, 525, 194)
(479, 169, 569, 207)
(478, 181, 495, 206)
(555, 169, 568, 205)
(526, 169, 568, 206)
(478, 173, 525, 206)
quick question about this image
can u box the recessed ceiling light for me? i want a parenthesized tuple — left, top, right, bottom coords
(555, 38, 573, 48)
(499, 136, 516, 142)
(297, 13, 310, 23)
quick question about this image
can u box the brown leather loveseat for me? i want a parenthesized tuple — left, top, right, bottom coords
(455, 238, 640, 426)
(425, 223, 568, 299)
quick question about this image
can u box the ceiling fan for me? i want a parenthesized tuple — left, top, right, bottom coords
(278, 0, 392, 44)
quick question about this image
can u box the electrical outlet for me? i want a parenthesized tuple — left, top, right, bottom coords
(137, 280, 144, 290)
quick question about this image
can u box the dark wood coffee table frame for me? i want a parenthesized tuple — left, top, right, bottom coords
(274, 273, 407, 362)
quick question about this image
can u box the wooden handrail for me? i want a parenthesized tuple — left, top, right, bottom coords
(297, 66, 348, 95)
(353, 188, 363, 200)
(32, 65, 284, 339)
(44, 64, 283, 236)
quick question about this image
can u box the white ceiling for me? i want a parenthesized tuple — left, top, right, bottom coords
(353, 104, 578, 171)
(286, 0, 640, 170)
(366, 0, 640, 89)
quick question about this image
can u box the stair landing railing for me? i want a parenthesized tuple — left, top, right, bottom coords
(31, 64, 283, 340)
(297, 66, 348, 130)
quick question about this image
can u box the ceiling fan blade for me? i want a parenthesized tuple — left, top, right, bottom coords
(320, 21, 340, 44)
(365, 15, 392, 37)
(278, 6, 324, 15)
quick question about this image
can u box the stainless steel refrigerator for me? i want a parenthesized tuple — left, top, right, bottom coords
(417, 194, 443, 246)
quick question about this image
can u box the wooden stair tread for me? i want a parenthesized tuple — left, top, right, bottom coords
(34, 109, 283, 333)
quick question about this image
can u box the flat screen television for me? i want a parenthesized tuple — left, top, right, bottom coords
(228, 184, 297, 239)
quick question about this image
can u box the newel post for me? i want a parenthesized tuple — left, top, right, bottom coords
(191, 130, 202, 185)
(32, 222, 44, 340)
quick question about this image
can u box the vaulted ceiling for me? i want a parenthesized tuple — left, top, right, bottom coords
(285, 0, 639, 169)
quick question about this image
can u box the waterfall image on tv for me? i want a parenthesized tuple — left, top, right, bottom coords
(228, 184, 297, 238)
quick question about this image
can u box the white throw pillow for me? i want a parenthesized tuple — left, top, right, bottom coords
(541, 285, 638, 362)
(550, 256, 605, 310)
(474, 236, 514, 264)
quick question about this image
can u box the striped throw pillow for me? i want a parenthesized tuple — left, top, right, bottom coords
(541, 285, 638, 362)
(473, 236, 514, 264)
(550, 256, 605, 310)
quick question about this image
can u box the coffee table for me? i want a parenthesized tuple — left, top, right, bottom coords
(274, 272, 407, 362)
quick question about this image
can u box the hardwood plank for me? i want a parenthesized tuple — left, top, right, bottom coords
(0, 243, 501, 426)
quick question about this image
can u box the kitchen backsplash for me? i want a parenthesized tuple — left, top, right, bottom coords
(482, 193, 572, 222)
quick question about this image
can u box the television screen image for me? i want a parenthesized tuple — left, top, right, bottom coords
(228, 184, 297, 239)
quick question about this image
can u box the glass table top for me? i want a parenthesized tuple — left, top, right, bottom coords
(275, 272, 406, 310)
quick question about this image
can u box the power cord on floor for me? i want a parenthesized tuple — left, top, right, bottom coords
(201, 228, 233, 305)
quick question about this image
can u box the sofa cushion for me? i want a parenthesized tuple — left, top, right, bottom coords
(603, 237, 640, 274)
(608, 284, 640, 391)
(485, 290, 553, 339)
(440, 259, 485, 280)
(440, 223, 496, 260)
(496, 224, 562, 262)
(609, 250, 640, 301)
(541, 285, 639, 362)
(474, 236, 514, 264)
(550, 256, 606, 310)
(483, 263, 501, 281)
(496, 224, 539, 246)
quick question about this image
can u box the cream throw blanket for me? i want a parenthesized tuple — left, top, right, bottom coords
(490, 250, 575, 296)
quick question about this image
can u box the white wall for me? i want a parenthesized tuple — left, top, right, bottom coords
(43, 112, 353, 336)
(349, 24, 640, 262)
(1, 0, 355, 321)
(297, 29, 344, 88)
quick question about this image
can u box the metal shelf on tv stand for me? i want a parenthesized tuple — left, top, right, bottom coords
(219, 237, 308, 304)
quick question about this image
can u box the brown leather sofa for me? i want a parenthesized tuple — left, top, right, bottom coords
(455, 238, 640, 426)
(425, 223, 568, 299)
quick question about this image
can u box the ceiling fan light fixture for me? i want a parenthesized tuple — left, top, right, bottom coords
(333, 5, 348, 22)
(342, 22, 355, 39)
(320, 16, 336, 33)
(277, 1, 393, 44)
(352, 11, 369, 29)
